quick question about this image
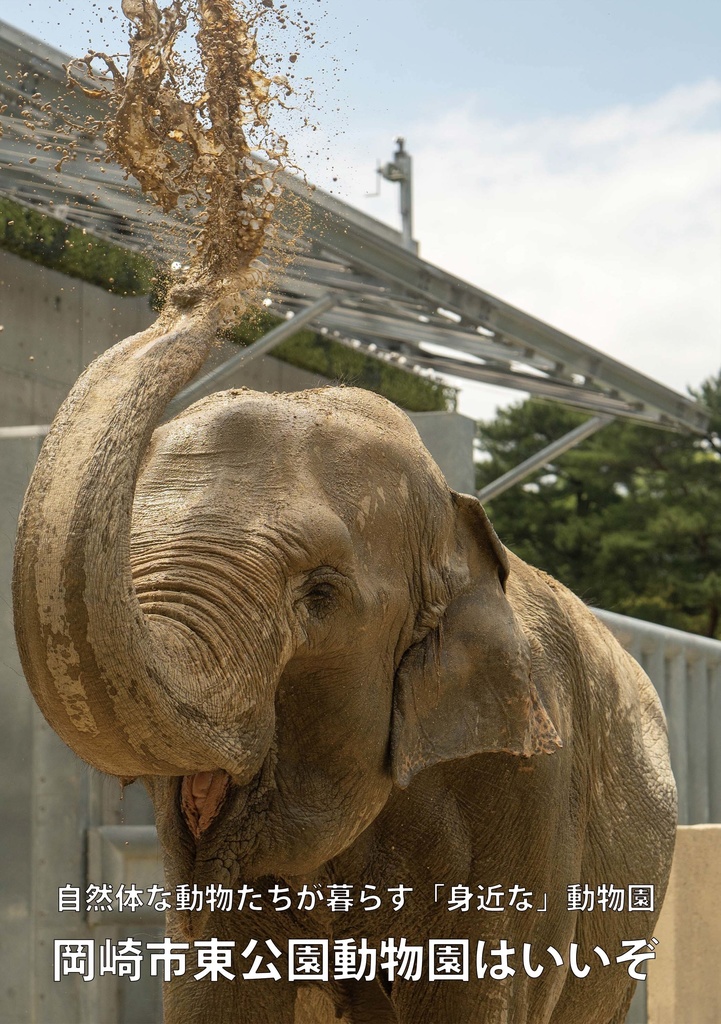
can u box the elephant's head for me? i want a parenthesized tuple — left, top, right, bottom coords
(13, 312, 560, 887)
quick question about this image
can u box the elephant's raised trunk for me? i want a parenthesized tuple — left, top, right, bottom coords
(13, 289, 279, 778)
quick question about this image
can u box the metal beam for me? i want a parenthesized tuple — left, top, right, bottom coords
(477, 415, 613, 503)
(0, 120, 706, 430)
(0, 424, 50, 439)
(332, 336, 659, 424)
(0, 20, 710, 434)
(412, 355, 643, 418)
(164, 292, 338, 418)
(289, 198, 709, 433)
(311, 307, 544, 367)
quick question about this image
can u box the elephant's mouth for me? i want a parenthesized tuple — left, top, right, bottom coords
(181, 770, 231, 840)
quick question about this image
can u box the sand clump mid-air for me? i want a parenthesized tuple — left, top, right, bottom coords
(66, 0, 307, 330)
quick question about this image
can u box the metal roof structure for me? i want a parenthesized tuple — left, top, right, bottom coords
(0, 16, 710, 447)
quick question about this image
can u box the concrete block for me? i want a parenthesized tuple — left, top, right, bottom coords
(79, 290, 155, 372)
(0, 251, 82, 384)
(32, 375, 71, 425)
(0, 435, 41, 1024)
(0, 369, 35, 428)
(0, 251, 156, 424)
(408, 410, 476, 494)
(207, 346, 333, 395)
(647, 824, 721, 1023)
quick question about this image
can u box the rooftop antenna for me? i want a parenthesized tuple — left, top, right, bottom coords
(367, 137, 416, 253)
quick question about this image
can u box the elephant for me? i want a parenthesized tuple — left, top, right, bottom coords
(13, 293, 676, 1024)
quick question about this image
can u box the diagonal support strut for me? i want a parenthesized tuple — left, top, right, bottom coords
(164, 292, 339, 419)
(477, 415, 614, 504)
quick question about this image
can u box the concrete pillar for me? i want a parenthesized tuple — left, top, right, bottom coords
(647, 825, 721, 1023)
(407, 410, 477, 494)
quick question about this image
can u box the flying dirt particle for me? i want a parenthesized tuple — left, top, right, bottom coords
(64, 0, 314, 324)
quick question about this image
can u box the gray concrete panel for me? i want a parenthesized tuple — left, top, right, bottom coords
(0, 253, 83, 384)
(202, 345, 333, 396)
(0, 250, 156, 426)
(0, 368, 35, 428)
(0, 430, 160, 1022)
(710, 662, 721, 824)
(408, 410, 477, 495)
(0, 435, 40, 1024)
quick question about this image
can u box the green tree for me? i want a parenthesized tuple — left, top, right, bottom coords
(476, 374, 721, 638)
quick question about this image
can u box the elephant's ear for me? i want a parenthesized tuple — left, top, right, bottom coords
(391, 492, 562, 789)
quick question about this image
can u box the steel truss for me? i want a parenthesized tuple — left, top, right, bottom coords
(0, 18, 710, 499)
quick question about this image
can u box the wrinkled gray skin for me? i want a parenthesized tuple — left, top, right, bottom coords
(14, 305, 676, 1024)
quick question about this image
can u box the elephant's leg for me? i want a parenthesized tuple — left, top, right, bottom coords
(605, 982, 636, 1024)
(295, 985, 350, 1023)
(393, 980, 517, 1024)
(163, 973, 297, 1024)
(338, 978, 398, 1023)
(293, 980, 395, 1023)
(548, 974, 638, 1024)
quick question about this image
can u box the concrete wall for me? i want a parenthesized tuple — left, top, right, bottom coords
(647, 825, 721, 1023)
(0, 249, 475, 492)
(0, 433, 163, 1023)
(0, 246, 165, 1020)
(407, 410, 477, 494)
(0, 250, 156, 427)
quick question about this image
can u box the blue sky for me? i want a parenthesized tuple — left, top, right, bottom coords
(3, 0, 720, 418)
(8, 0, 720, 119)
(322, 0, 721, 120)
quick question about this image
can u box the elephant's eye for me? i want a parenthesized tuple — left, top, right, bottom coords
(298, 568, 345, 620)
(301, 581, 337, 618)
(304, 582, 335, 615)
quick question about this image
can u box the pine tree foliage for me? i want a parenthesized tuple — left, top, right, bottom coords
(476, 376, 721, 638)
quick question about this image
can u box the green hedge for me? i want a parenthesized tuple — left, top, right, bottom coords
(227, 310, 454, 412)
(0, 196, 155, 296)
(0, 196, 454, 412)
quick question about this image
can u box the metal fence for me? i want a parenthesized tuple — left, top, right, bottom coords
(594, 607, 721, 826)
(591, 609, 721, 1024)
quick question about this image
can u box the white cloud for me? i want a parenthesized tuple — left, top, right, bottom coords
(301, 81, 721, 421)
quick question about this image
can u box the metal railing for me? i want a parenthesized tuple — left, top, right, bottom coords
(594, 608, 721, 825)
